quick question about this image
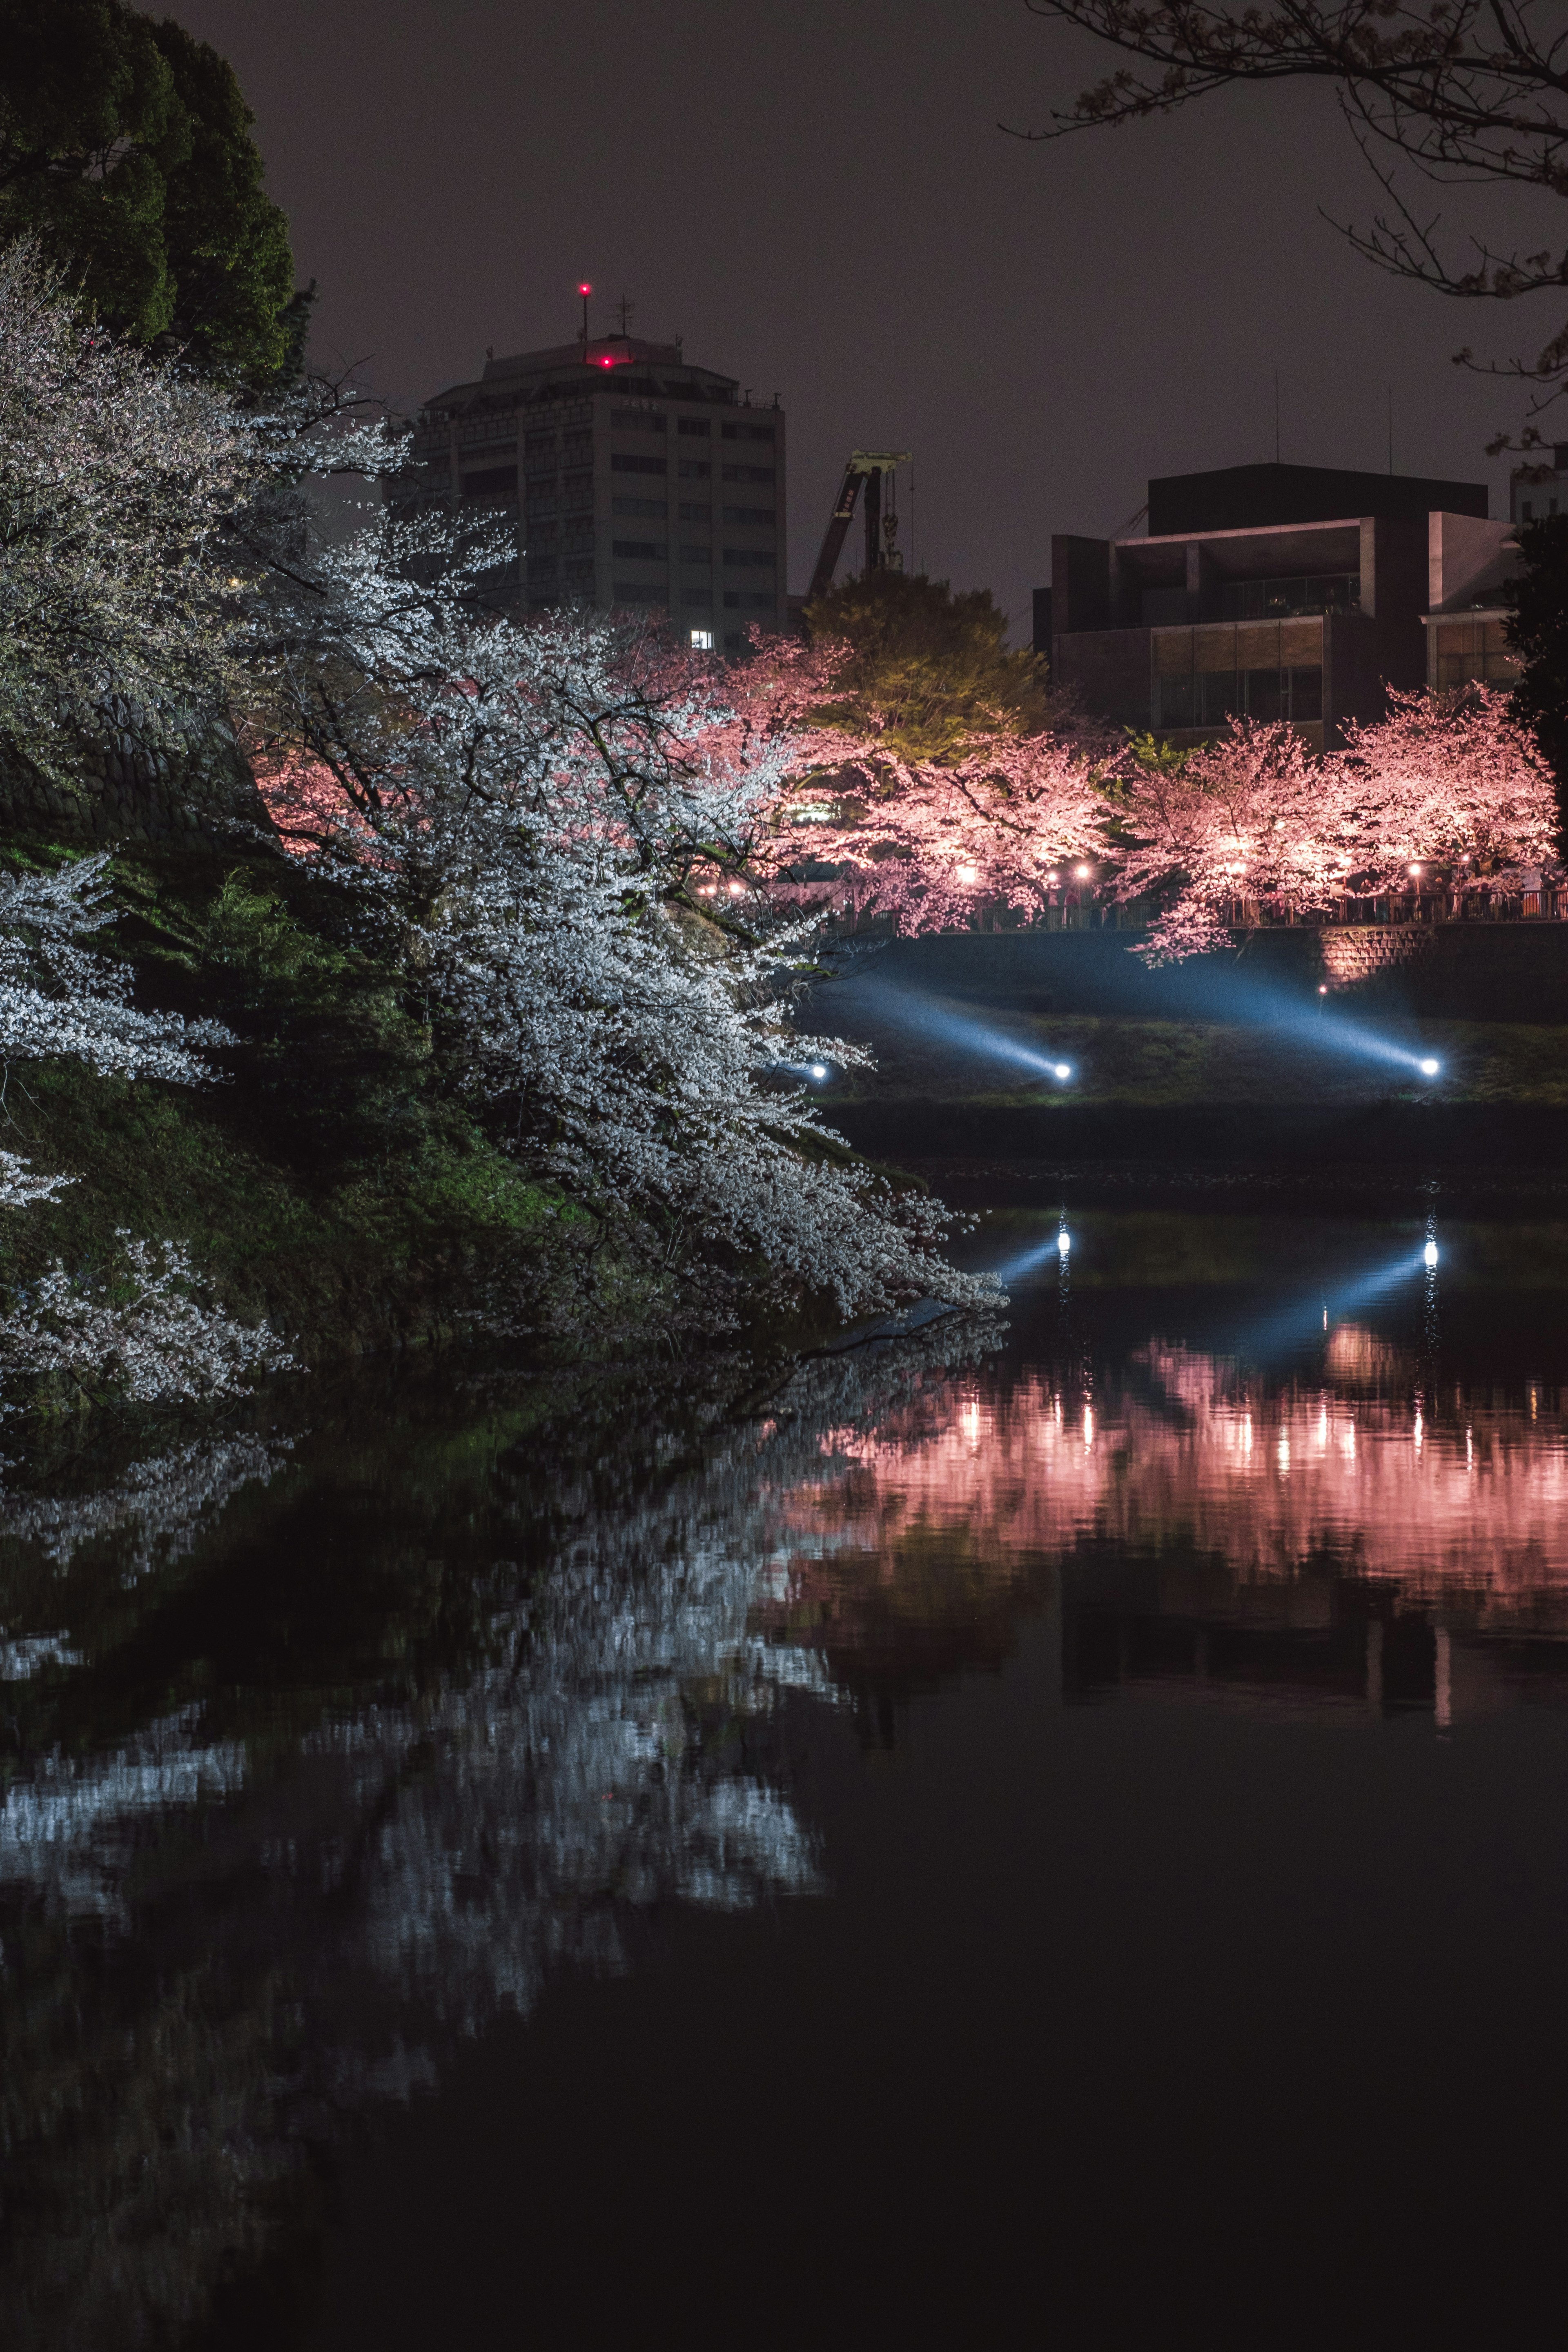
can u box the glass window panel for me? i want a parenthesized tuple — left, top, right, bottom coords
(1244, 668, 1283, 722)
(1287, 666, 1323, 720)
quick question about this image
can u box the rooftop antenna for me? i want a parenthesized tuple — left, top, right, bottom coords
(1274, 370, 1281, 463)
(615, 293, 634, 336)
(576, 281, 592, 345)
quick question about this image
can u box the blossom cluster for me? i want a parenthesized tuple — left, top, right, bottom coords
(0, 1234, 297, 1406)
(0, 856, 236, 1082)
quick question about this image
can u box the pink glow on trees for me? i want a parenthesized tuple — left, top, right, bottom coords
(1339, 686, 1557, 891)
(1107, 718, 1354, 962)
(1107, 690, 1559, 961)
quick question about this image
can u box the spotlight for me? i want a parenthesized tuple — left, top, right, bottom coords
(1408, 862, 1423, 876)
(1053, 1062, 1073, 1080)
(1423, 1238, 1439, 1268)
(808, 1063, 828, 1081)
(1074, 864, 1092, 879)
(1318, 984, 1328, 996)
(728, 880, 744, 896)
(1045, 871, 1060, 885)
(1419, 1057, 1440, 1076)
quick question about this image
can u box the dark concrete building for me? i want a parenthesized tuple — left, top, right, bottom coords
(412, 331, 786, 649)
(1038, 461, 1507, 748)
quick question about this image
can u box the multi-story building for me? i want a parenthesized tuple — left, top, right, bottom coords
(1038, 461, 1512, 748)
(1510, 446, 1568, 526)
(411, 330, 786, 650)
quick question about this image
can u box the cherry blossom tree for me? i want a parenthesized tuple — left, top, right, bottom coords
(0, 855, 236, 1083)
(1108, 690, 1558, 961)
(247, 523, 997, 1324)
(0, 1234, 295, 1405)
(1340, 685, 1557, 890)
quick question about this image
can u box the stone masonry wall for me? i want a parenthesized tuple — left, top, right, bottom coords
(0, 718, 276, 848)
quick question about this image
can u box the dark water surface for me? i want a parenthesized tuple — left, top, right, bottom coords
(5, 1196, 1568, 2345)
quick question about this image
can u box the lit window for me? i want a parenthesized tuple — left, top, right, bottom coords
(690, 628, 714, 649)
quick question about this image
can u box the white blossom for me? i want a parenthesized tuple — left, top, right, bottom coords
(0, 1149, 74, 1208)
(0, 1232, 297, 1404)
(0, 854, 236, 1082)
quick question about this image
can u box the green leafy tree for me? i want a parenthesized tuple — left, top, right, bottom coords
(803, 570, 1054, 761)
(1507, 513, 1568, 858)
(0, 0, 306, 381)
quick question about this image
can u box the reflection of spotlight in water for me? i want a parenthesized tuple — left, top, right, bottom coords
(1424, 1238, 1439, 1267)
(1058, 1229, 1071, 1255)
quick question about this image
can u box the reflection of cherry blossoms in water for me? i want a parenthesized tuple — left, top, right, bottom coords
(772, 1330, 1568, 1632)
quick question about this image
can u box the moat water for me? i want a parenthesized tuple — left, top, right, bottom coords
(4, 1191, 1568, 2346)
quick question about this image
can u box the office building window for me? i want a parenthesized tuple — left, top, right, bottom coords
(722, 464, 775, 484)
(1522, 500, 1534, 521)
(612, 408, 665, 432)
(1432, 619, 1519, 687)
(679, 459, 712, 480)
(724, 631, 746, 651)
(690, 628, 715, 648)
(721, 423, 775, 443)
(723, 547, 775, 568)
(679, 502, 710, 523)
(678, 417, 712, 437)
(612, 540, 667, 561)
(684, 584, 714, 607)
(724, 590, 775, 610)
(461, 466, 517, 498)
(1154, 665, 1323, 728)
(680, 543, 711, 565)
(722, 506, 775, 528)
(525, 432, 556, 457)
(611, 453, 666, 476)
(614, 581, 666, 604)
(612, 496, 667, 517)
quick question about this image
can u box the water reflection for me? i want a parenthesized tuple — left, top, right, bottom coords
(4, 1210, 1568, 2343)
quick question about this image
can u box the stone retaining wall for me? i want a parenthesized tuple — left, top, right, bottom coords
(1, 719, 274, 847)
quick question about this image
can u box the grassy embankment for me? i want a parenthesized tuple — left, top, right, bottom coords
(820, 1002, 1568, 1168)
(0, 836, 665, 1366)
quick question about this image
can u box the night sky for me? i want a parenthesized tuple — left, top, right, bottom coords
(169, 0, 1544, 635)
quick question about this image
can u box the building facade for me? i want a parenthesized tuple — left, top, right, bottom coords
(1038, 462, 1507, 748)
(412, 332, 786, 649)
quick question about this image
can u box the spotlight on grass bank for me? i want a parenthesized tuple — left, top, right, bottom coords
(837, 977, 1078, 1087)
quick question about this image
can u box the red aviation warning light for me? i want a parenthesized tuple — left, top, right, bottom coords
(576, 281, 592, 340)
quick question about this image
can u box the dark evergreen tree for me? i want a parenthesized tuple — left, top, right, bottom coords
(1507, 514, 1568, 859)
(0, 0, 305, 381)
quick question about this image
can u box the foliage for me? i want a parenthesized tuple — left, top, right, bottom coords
(1507, 511, 1568, 854)
(0, 238, 390, 792)
(0, 0, 302, 382)
(0, 1231, 295, 1405)
(248, 535, 998, 1324)
(1105, 691, 1555, 960)
(757, 720, 1108, 935)
(1024, 2, 1568, 423)
(802, 570, 1056, 760)
(0, 852, 234, 1082)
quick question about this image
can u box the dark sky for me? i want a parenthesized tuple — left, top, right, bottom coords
(169, 0, 1546, 636)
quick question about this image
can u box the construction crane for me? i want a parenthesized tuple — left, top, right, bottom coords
(806, 450, 911, 603)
